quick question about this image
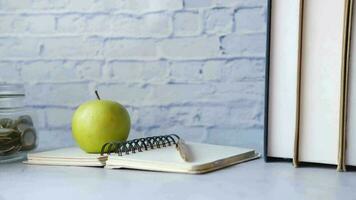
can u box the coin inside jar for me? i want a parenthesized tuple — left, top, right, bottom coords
(0, 128, 16, 137)
(0, 115, 37, 155)
(0, 128, 22, 156)
(17, 115, 33, 126)
(0, 118, 16, 129)
(21, 130, 36, 150)
(17, 124, 37, 150)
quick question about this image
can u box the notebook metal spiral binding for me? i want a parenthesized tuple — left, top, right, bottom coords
(100, 134, 181, 156)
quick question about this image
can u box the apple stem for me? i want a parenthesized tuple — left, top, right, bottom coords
(95, 90, 101, 100)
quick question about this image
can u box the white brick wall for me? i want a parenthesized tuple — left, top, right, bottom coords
(204, 8, 233, 34)
(173, 11, 201, 36)
(0, 0, 267, 152)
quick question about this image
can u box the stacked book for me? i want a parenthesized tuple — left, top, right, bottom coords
(264, 0, 355, 171)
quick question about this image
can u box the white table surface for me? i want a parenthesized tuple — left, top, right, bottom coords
(1, 159, 356, 200)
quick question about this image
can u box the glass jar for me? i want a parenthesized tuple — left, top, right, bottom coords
(0, 84, 38, 163)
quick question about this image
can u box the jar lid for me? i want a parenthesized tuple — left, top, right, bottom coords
(0, 84, 25, 97)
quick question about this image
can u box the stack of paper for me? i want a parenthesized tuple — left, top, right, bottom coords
(26, 147, 107, 167)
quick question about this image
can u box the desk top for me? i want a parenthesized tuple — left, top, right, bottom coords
(1, 159, 356, 200)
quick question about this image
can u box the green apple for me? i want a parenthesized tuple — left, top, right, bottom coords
(72, 92, 131, 153)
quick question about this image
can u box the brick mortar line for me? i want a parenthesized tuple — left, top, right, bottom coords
(20, 80, 264, 87)
(0, 2, 264, 14)
(0, 55, 265, 61)
(22, 79, 264, 86)
(30, 102, 262, 109)
(27, 100, 265, 110)
(0, 10, 179, 16)
(0, 5, 257, 16)
(0, 32, 266, 38)
(0, 32, 265, 38)
(0, 34, 235, 39)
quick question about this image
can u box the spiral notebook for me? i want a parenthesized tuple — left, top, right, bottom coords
(25, 136, 260, 174)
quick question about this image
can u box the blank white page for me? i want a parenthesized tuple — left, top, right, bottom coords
(346, 1, 356, 166)
(267, 0, 301, 158)
(299, 0, 346, 164)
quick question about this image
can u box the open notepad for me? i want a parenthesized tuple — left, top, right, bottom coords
(25, 142, 260, 174)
